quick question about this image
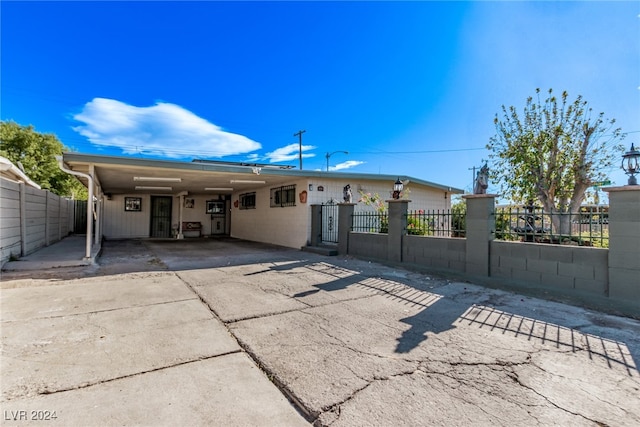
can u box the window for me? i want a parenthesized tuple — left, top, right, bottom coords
(239, 192, 256, 209)
(270, 185, 296, 207)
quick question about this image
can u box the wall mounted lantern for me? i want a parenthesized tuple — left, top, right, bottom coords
(392, 178, 404, 199)
(622, 143, 640, 185)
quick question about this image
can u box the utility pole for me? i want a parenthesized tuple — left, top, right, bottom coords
(294, 130, 306, 170)
(468, 163, 484, 193)
(468, 166, 477, 193)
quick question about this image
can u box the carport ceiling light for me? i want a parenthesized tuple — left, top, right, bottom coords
(205, 187, 234, 191)
(230, 180, 266, 184)
(133, 177, 182, 182)
(135, 186, 172, 191)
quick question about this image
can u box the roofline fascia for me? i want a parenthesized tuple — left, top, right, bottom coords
(62, 153, 464, 194)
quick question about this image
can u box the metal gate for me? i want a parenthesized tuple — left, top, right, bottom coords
(150, 196, 172, 238)
(321, 203, 339, 244)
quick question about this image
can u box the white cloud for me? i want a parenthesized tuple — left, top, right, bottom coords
(73, 98, 261, 158)
(330, 160, 365, 171)
(265, 143, 316, 163)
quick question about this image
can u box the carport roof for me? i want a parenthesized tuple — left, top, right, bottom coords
(62, 152, 464, 195)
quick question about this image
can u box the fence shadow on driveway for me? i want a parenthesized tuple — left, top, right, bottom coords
(6, 238, 636, 376)
(459, 304, 638, 376)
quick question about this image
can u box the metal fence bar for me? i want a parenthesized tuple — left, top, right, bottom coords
(405, 210, 466, 238)
(351, 212, 388, 233)
(495, 206, 609, 247)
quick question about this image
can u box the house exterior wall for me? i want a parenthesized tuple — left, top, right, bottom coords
(102, 193, 232, 239)
(103, 194, 151, 239)
(230, 179, 310, 248)
(172, 194, 230, 236)
(305, 179, 451, 212)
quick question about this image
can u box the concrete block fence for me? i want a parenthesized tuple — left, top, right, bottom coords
(313, 186, 640, 310)
(0, 177, 75, 266)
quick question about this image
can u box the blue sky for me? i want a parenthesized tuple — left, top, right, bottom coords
(2, 1, 638, 195)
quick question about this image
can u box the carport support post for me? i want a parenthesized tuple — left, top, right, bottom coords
(310, 205, 322, 247)
(337, 203, 355, 255)
(387, 199, 409, 263)
(603, 186, 640, 301)
(463, 194, 496, 277)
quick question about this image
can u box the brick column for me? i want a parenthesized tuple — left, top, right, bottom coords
(310, 205, 322, 246)
(387, 199, 410, 263)
(463, 194, 497, 277)
(337, 203, 355, 255)
(603, 186, 640, 301)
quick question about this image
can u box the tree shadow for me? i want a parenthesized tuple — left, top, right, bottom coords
(395, 297, 464, 353)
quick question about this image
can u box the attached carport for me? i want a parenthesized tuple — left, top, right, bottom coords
(59, 153, 307, 255)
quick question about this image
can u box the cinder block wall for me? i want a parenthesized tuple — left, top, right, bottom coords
(348, 232, 388, 260)
(403, 235, 466, 272)
(340, 193, 638, 309)
(491, 241, 608, 295)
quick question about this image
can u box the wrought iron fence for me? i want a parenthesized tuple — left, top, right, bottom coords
(405, 210, 466, 238)
(495, 206, 609, 247)
(351, 212, 388, 234)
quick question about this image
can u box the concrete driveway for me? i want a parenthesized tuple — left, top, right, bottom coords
(2, 238, 639, 426)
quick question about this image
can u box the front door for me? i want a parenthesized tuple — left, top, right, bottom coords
(150, 196, 172, 238)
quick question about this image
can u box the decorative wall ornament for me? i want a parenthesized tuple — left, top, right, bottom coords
(124, 197, 141, 212)
(343, 184, 352, 203)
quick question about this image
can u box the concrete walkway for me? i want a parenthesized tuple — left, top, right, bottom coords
(2, 235, 100, 271)
(1, 238, 639, 426)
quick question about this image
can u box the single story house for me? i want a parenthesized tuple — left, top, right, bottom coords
(59, 153, 463, 250)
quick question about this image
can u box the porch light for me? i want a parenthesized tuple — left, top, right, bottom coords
(392, 178, 403, 200)
(133, 177, 182, 182)
(135, 186, 172, 191)
(622, 143, 640, 185)
(230, 180, 266, 184)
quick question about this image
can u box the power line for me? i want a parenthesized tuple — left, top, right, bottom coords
(350, 147, 486, 155)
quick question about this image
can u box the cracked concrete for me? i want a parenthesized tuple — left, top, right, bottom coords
(2, 238, 639, 426)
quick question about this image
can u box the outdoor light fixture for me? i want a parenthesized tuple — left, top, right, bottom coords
(622, 143, 640, 185)
(230, 180, 266, 184)
(135, 186, 172, 191)
(204, 187, 234, 191)
(133, 177, 182, 182)
(392, 178, 403, 199)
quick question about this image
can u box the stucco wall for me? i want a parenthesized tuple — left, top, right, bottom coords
(490, 241, 609, 295)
